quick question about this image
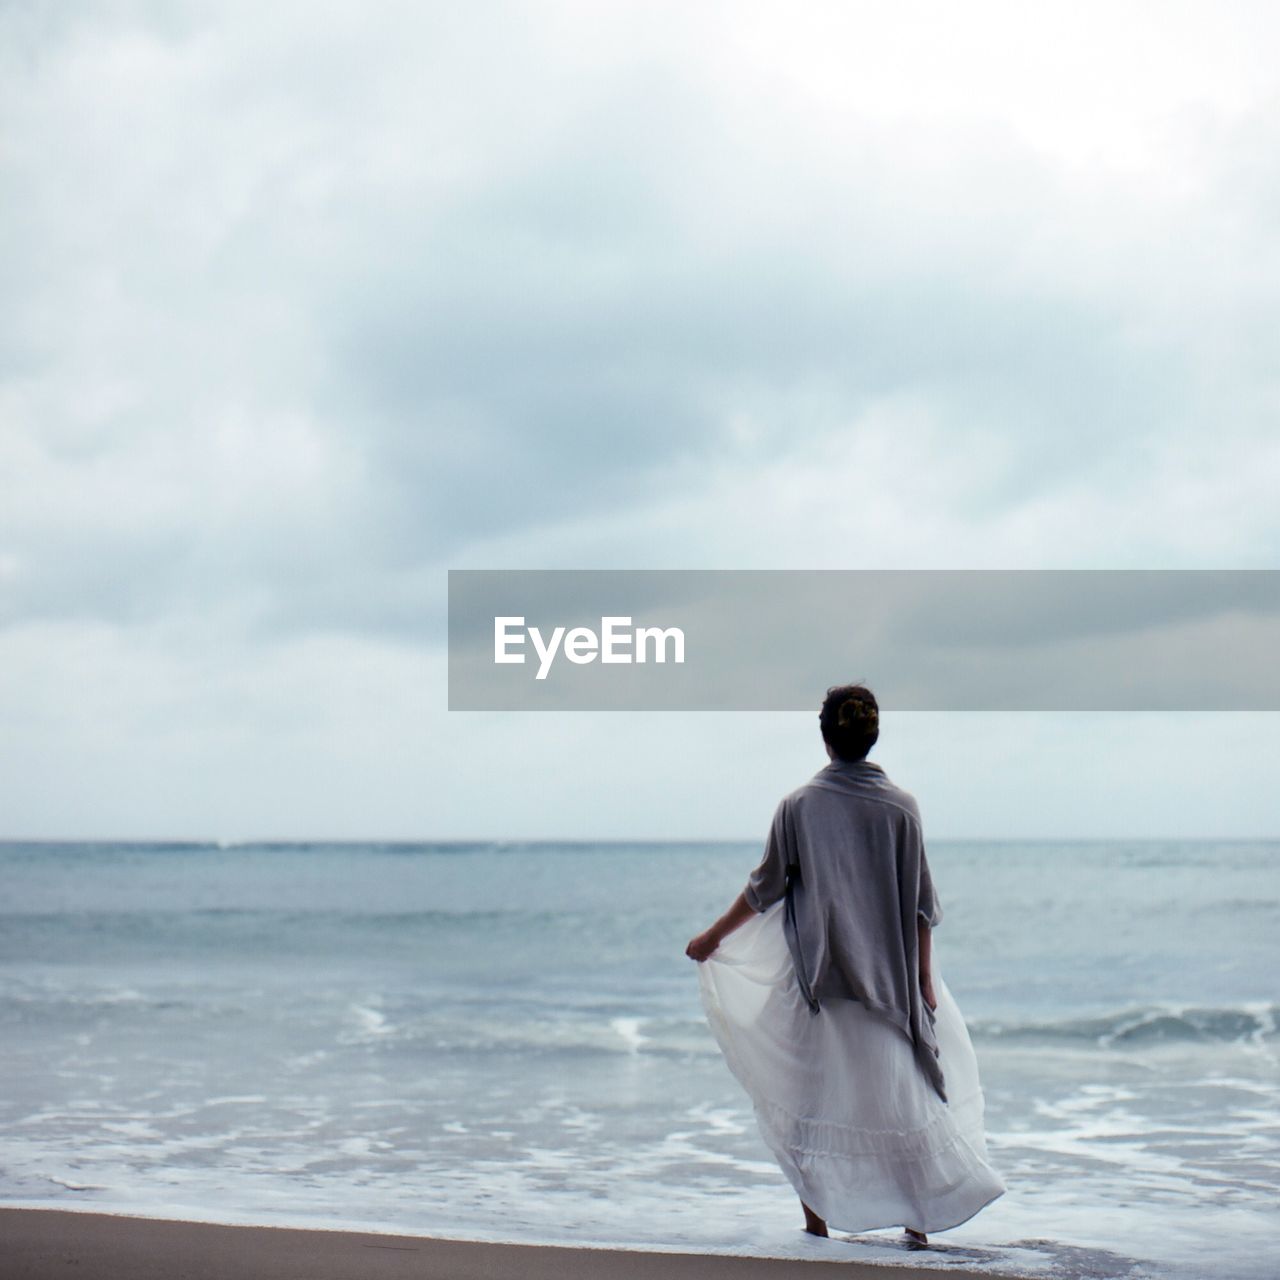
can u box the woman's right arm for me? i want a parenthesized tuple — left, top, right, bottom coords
(918, 919, 938, 1011)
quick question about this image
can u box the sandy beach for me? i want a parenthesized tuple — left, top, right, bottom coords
(0, 1209, 1031, 1280)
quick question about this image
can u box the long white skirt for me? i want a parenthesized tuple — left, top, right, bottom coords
(697, 900, 1006, 1235)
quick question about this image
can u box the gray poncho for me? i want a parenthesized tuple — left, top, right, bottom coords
(743, 757, 948, 1102)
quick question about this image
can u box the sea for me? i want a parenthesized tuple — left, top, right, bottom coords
(0, 839, 1276, 1279)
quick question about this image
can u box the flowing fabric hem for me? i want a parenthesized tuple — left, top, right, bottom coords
(755, 1110, 1007, 1235)
(697, 903, 1006, 1235)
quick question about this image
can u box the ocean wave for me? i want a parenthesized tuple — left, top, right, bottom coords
(970, 1002, 1278, 1048)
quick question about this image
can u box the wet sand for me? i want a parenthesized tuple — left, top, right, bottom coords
(0, 1208, 1029, 1279)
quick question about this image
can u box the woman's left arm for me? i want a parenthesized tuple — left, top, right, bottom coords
(685, 891, 756, 962)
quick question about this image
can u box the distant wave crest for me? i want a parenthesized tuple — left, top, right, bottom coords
(970, 1002, 1278, 1048)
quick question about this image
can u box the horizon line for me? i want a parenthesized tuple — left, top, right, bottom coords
(1, 834, 1276, 846)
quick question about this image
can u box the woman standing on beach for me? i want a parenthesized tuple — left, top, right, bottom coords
(686, 685, 1005, 1246)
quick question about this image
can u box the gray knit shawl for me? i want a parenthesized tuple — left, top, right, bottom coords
(743, 758, 947, 1102)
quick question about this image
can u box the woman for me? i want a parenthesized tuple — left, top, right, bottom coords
(686, 684, 1005, 1246)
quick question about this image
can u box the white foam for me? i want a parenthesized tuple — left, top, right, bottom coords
(609, 1017, 647, 1052)
(345, 1004, 393, 1039)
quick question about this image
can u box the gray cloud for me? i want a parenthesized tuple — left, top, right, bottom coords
(3, 2, 1280, 834)
(6, 5, 1276, 640)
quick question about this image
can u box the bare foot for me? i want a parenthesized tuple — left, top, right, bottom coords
(801, 1201, 828, 1237)
(904, 1227, 928, 1249)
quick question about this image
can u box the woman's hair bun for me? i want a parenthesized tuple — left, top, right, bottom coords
(820, 683, 881, 761)
(837, 696, 878, 731)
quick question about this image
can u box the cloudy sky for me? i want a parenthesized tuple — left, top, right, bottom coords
(3, 0, 1279, 840)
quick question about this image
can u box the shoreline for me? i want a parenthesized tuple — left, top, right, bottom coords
(0, 1207, 1035, 1279)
